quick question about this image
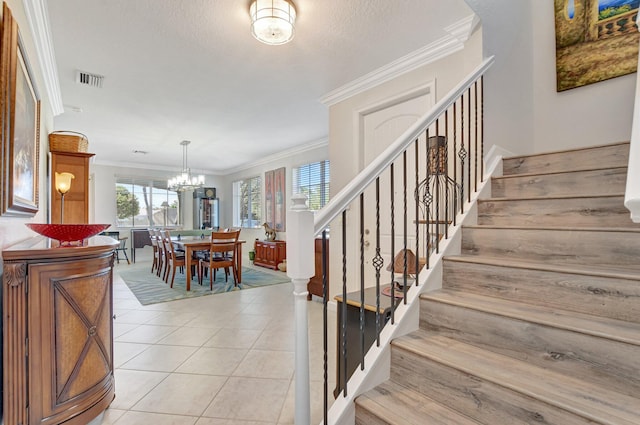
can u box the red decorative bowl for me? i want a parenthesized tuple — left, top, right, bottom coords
(26, 223, 111, 245)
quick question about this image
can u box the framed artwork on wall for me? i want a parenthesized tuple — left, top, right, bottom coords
(264, 167, 286, 232)
(1, 2, 41, 217)
(555, 0, 640, 91)
(274, 166, 285, 232)
(264, 169, 274, 228)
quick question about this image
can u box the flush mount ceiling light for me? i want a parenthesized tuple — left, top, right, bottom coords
(250, 0, 296, 45)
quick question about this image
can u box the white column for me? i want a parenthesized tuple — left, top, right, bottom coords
(286, 194, 315, 425)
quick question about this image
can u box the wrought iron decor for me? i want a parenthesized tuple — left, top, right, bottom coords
(415, 135, 462, 256)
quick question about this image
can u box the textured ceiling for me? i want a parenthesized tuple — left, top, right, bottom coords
(47, 0, 473, 173)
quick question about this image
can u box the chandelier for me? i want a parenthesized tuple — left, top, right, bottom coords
(250, 0, 296, 45)
(167, 140, 205, 192)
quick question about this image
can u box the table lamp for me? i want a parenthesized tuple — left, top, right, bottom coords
(55, 172, 74, 223)
(387, 248, 420, 288)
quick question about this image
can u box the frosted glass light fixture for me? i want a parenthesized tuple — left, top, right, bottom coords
(55, 172, 75, 223)
(250, 0, 296, 45)
(168, 140, 205, 192)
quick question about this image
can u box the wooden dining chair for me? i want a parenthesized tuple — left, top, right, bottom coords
(154, 229, 167, 278)
(161, 230, 186, 287)
(148, 228, 159, 274)
(198, 230, 240, 289)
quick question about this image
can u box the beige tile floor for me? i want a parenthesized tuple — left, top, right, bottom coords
(95, 249, 336, 425)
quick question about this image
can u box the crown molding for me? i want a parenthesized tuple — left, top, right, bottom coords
(319, 14, 478, 107)
(23, 0, 64, 115)
(94, 138, 329, 175)
(220, 137, 329, 174)
(444, 13, 480, 43)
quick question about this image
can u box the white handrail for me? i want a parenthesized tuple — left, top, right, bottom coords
(625, 20, 640, 222)
(313, 56, 495, 234)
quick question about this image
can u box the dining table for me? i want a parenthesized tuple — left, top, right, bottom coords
(172, 236, 246, 291)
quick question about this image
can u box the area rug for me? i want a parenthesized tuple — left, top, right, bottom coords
(116, 262, 291, 305)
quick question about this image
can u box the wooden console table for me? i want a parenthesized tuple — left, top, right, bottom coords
(2, 236, 118, 425)
(253, 240, 286, 270)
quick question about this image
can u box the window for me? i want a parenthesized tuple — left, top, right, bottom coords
(115, 177, 179, 227)
(233, 176, 262, 228)
(293, 160, 330, 210)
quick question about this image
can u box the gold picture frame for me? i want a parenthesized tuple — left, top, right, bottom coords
(1, 2, 41, 216)
(555, 0, 640, 91)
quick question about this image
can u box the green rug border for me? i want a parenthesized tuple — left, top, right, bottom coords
(117, 262, 291, 305)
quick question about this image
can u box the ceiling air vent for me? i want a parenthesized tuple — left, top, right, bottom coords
(75, 70, 104, 88)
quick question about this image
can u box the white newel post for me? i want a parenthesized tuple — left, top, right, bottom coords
(286, 194, 315, 425)
(627, 16, 640, 222)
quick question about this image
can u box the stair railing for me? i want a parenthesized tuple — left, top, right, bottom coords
(625, 16, 640, 222)
(287, 56, 494, 425)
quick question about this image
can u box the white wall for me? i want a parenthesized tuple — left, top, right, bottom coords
(465, 0, 535, 156)
(466, 0, 635, 156)
(0, 0, 55, 250)
(329, 28, 484, 195)
(531, 0, 635, 152)
(220, 142, 329, 247)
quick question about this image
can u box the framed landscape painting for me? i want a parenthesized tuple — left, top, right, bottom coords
(555, 0, 640, 91)
(1, 3, 41, 216)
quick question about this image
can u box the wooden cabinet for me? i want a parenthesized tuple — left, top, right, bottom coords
(50, 151, 95, 224)
(253, 240, 286, 270)
(2, 236, 118, 425)
(308, 237, 329, 300)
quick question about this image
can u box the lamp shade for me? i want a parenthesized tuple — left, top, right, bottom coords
(386, 249, 421, 274)
(250, 0, 296, 45)
(55, 172, 75, 194)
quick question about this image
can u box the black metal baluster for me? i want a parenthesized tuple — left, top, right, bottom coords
(390, 164, 396, 324)
(373, 178, 384, 346)
(481, 76, 485, 183)
(359, 194, 365, 371)
(445, 109, 452, 233)
(474, 81, 478, 193)
(341, 210, 348, 396)
(435, 119, 441, 254)
(402, 151, 408, 303)
(321, 230, 328, 425)
(459, 95, 467, 213)
(425, 128, 431, 270)
(467, 87, 472, 203)
(414, 140, 420, 286)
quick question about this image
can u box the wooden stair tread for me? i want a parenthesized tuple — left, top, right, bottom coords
(443, 255, 640, 281)
(463, 224, 640, 233)
(357, 381, 481, 425)
(502, 141, 629, 162)
(421, 289, 640, 346)
(493, 165, 627, 180)
(479, 193, 627, 202)
(394, 331, 640, 425)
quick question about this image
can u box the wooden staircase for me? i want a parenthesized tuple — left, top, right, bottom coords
(354, 141, 640, 424)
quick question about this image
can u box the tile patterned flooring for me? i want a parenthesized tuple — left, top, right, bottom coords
(97, 251, 336, 425)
